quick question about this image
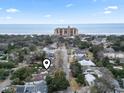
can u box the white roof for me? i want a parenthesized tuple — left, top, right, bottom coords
(49, 43, 57, 49)
(113, 66, 123, 70)
(75, 54, 85, 57)
(78, 59, 95, 66)
(85, 74, 96, 84)
(43, 47, 55, 54)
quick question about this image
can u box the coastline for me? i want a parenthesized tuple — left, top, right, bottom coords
(0, 24, 124, 35)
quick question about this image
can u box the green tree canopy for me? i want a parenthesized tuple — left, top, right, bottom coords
(11, 67, 33, 85)
(46, 70, 69, 93)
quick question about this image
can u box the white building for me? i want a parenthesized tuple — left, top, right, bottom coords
(83, 69, 102, 78)
(43, 47, 55, 54)
(103, 52, 124, 59)
(78, 59, 96, 66)
(85, 74, 96, 86)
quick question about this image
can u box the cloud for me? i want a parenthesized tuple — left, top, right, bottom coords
(0, 16, 12, 20)
(104, 10, 112, 14)
(6, 8, 19, 13)
(65, 3, 73, 8)
(6, 16, 12, 19)
(105, 6, 118, 10)
(59, 19, 65, 22)
(104, 6, 118, 14)
(44, 14, 51, 18)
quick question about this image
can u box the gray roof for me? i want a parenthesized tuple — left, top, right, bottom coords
(120, 58, 124, 63)
(104, 48, 115, 53)
(35, 82, 47, 93)
(75, 49, 85, 54)
(16, 81, 48, 93)
(25, 86, 35, 93)
(16, 86, 25, 93)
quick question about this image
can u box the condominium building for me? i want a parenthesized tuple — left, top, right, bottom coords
(54, 26, 78, 37)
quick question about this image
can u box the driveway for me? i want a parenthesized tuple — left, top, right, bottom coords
(0, 76, 11, 92)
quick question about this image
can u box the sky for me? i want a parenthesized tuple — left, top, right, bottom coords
(0, 0, 124, 24)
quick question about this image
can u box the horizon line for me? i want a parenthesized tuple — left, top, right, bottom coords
(0, 33, 124, 36)
(0, 23, 124, 25)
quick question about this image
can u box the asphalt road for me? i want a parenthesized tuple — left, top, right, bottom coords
(61, 46, 70, 80)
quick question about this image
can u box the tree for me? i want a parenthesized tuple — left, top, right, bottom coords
(0, 69, 9, 80)
(74, 36, 81, 45)
(35, 51, 46, 61)
(70, 62, 85, 86)
(46, 70, 69, 93)
(18, 50, 24, 63)
(70, 62, 82, 77)
(111, 36, 124, 52)
(11, 67, 33, 85)
(102, 57, 109, 67)
(76, 74, 85, 85)
(12, 78, 24, 85)
(0, 62, 15, 69)
(58, 37, 65, 43)
(116, 58, 120, 65)
(44, 35, 53, 45)
(29, 44, 37, 51)
(2, 88, 15, 93)
(78, 41, 91, 49)
(89, 44, 104, 60)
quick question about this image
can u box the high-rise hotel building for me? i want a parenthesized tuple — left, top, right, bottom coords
(54, 26, 78, 37)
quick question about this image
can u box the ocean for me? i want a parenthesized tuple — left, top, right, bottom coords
(0, 24, 124, 35)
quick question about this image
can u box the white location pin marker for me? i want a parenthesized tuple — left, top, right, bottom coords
(43, 59, 51, 70)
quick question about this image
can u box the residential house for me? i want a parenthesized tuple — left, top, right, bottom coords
(115, 88, 124, 93)
(103, 52, 124, 59)
(85, 74, 96, 86)
(78, 59, 96, 67)
(103, 48, 124, 59)
(16, 80, 47, 93)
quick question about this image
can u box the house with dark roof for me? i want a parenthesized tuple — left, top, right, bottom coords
(16, 86, 25, 93)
